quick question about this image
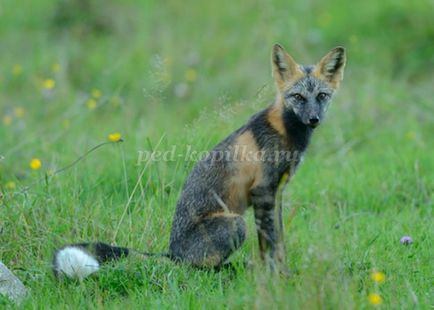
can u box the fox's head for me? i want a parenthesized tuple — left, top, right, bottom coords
(271, 44, 346, 128)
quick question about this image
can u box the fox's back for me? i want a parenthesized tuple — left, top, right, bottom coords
(169, 126, 246, 240)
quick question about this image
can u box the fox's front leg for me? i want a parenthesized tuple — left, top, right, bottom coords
(251, 186, 284, 269)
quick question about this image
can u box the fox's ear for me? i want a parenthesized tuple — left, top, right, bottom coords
(314, 47, 346, 88)
(271, 44, 303, 90)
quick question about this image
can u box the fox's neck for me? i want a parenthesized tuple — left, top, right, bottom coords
(266, 99, 313, 152)
(282, 107, 313, 151)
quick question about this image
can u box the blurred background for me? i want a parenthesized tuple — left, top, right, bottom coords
(0, 0, 433, 307)
(0, 0, 433, 167)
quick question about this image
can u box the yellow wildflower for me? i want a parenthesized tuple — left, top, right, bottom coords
(5, 181, 16, 190)
(405, 131, 416, 141)
(12, 64, 23, 76)
(159, 70, 171, 84)
(108, 133, 122, 142)
(184, 69, 197, 82)
(30, 158, 42, 170)
(86, 99, 97, 110)
(63, 119, 70, 129)
(368, 293, 382, 306)
(3, 115, 13, 126)
(110, 96, 122, 107)
(371, 271, 385, 284)
(165, 57, 173, 66)
(52, 63, 61, 73)
(91, 88, 102, 98)
(43, 79, 56, 90)
(14, 107, 25, 118)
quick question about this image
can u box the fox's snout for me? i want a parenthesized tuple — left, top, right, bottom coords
(308, 117, 320, 127)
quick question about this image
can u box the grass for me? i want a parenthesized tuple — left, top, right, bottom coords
(0, 0, 433, 308)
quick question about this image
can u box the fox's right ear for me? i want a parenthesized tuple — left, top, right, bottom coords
(271, 44, 303, 90)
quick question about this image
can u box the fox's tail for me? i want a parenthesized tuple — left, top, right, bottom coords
(52, 242, 168, 280)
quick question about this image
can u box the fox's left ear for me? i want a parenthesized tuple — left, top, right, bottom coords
(314, 47, 346, 88)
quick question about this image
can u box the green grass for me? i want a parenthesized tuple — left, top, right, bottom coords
(0, 0, 433, 308)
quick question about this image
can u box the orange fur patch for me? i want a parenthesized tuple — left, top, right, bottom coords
(271, 44, 305, 91)
(312, 67, 340, 89)
(207, 211, 240, 218)
(225, 131, 264, 214)
(266, 100, 286, 136)
(273, 66, 305, 91)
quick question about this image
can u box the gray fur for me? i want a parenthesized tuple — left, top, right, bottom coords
(283, 70, 334, 127)
(169, 47, 345, 268)
(169, 107, 309, 267)
(52, 45, 346, 276)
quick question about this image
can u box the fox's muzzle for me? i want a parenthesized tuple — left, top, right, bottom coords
(308, 117, 320, 128)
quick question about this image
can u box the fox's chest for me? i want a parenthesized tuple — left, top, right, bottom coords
(264, 148, 305, 187)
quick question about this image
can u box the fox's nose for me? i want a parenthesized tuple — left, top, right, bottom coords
(309, 117, 320, 126)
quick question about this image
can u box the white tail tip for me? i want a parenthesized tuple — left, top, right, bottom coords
(54, 246, 99, 279)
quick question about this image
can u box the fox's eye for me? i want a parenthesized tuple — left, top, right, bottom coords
(317, 92, 329, 101)
(292, 93, 305, 102)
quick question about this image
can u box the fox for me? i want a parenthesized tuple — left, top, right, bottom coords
(53, 44, 346, 279)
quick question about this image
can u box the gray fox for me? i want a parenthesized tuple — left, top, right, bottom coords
(53, 44, 346, 279)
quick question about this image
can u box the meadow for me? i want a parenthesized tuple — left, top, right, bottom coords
(0, 0, 433, 308)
